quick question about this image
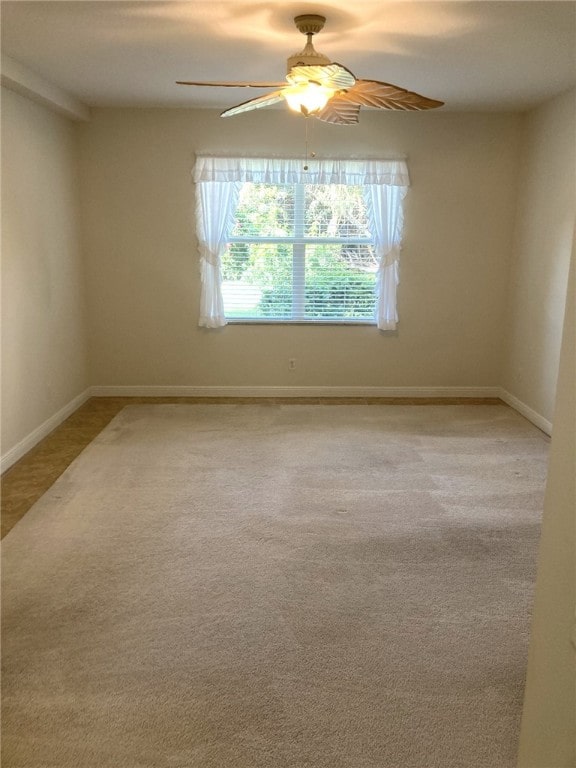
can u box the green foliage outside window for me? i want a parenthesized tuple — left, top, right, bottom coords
(221, 183, 378, 321)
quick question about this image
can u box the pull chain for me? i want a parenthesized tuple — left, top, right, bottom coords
(303, 117, 316, 171)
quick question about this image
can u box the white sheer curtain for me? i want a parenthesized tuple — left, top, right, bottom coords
(364, 184, 408, 330)
(195, 180, 241, 327)
(193, 156, 409, 329)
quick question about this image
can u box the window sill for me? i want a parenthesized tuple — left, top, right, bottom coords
(226, 320, 377, 326)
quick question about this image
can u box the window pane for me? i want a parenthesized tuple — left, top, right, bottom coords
(222, 243, 293, 319)
(222, 243, 377, 321)
(304, 184, 372, 238)
(224, 181, 377, 322)
(230, 183, 294, 237)
(304, 244, 377, 320)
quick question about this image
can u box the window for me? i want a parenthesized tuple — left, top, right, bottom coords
(193, 157, 409, 330)
(222, 182, 377, 322)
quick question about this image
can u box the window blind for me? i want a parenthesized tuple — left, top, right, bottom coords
(221, 182, 378, 322)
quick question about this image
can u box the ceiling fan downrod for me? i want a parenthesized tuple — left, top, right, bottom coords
(287, 14, 330, 71)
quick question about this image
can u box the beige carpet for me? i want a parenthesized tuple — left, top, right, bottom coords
(1, 404, 549, 768)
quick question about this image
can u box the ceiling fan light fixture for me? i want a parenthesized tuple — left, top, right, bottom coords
(177, 13, 444, 122)
(283, 81, 335, 115)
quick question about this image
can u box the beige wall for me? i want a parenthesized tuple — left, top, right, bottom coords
(1, 87, 89, 456)
(502, 88, 576, 423)
(514, 87, 576, 767)
(517, 242, 575, 767)
(79, 108, 521, 388)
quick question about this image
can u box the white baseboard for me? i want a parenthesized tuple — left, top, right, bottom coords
(3, 386, 529, 474)
(89, 385, 502, 399)
(499, 389, 552, 436)
(1, 389, 92, 474)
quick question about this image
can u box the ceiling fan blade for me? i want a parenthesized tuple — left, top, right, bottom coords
(315, 99, 360, 125)
(176, 80, 286, 88)
(221, 89, 286, 118)
(338, 79, 444, 111)
(287, 63, 355, 90)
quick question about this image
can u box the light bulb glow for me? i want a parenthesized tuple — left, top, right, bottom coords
(284, 82, 334, 115)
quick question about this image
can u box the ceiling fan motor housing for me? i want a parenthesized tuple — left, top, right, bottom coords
(287, 14, 331, 72)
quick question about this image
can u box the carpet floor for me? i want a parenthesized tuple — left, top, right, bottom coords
(1, 404, 549, 767)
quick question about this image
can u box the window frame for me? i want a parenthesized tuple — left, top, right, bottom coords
(224, 180, 378, 325)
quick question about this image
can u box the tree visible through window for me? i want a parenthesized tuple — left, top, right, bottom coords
(221, 182, 378, 322)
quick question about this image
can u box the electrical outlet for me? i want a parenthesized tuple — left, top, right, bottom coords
(288, 358, 296, 370)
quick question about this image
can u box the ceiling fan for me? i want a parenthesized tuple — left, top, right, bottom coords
(176, 14, 444, 124)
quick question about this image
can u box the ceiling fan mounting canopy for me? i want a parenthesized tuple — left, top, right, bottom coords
(293, 14, 326, 36)
(176, 13, 444, 123)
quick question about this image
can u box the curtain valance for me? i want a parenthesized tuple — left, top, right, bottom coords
(193, 156, 410, 187)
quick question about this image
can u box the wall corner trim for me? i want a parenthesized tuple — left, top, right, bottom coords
(1, 389, 92, 474)
(499, 389, 552, 436)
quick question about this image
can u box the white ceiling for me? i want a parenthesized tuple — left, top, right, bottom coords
(1, 1, 575, 112)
